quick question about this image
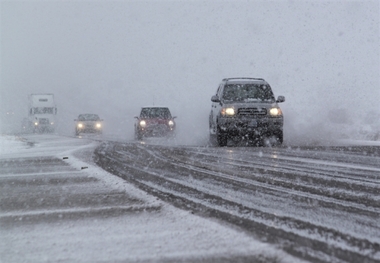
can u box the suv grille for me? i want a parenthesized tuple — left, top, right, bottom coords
(238, 108, 267, 116)
(39, 118, 50, 124)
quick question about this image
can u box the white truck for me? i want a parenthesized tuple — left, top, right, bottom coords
(23, 94, 57, 133)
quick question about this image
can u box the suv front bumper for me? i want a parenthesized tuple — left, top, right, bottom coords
(137, 125, 175, 137)
(218, 116, 283, 136)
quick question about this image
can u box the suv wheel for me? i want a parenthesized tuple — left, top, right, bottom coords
(216, 126, 227, 147)
(277, 131, 283, 144)
(135, 132, 143, 141)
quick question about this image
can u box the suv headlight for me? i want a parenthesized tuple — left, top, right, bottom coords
(269, 107, 282, 116)
(168, 120, 174, 126)
(139, 120, 146, 128)
(221, 107, 235, 116)
(77, 123, 83, 128)
(96, 123, 101, 128)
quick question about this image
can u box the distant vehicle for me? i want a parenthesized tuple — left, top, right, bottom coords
(25, 94, 57, 133)
(74, 114, 103, 135)
(134, 107, 176, 140)
(209, 78, 285, 146)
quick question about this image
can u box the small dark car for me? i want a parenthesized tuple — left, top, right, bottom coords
(135, 107, 176, 140)
(209, 78, 285, 146)
(74, 114, 103, 135)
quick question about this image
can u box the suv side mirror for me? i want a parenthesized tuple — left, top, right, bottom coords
(211, 95, 220, 102)
(277, 96, 285, 103)
(134, 116, 139, 119)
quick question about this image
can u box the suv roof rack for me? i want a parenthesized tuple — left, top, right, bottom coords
(223, 77, 265, 81)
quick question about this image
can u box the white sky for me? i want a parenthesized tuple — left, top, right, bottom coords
(1, 0, 379, 144)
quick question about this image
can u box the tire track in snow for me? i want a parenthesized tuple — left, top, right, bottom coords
(94, 141, 380, 263)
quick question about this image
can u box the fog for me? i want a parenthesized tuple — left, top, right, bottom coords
(1, 1, 379, 145)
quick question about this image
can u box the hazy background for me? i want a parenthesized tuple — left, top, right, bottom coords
(1, 0, 379, 145)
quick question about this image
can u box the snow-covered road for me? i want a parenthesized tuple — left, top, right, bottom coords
(95, 139, 380, 263)
(0, 134, 301, 263)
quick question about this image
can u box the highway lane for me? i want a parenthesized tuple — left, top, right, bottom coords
(95, 141, 380, 263)
(1, 134, 299, 263)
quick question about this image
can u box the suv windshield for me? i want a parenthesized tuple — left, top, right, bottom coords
(222, 84, 275, 102)
(78, 114, 100, 121)
(141, 108, 171, 119)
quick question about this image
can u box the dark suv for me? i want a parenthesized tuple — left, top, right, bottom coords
(135, 107, 176, 140)
(209, 78, 285, 146)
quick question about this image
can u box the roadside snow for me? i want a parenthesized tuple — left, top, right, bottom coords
(0, 135, 27, 155)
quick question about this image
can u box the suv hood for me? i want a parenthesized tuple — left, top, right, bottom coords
(143, 118, 172, 125)
(222, 101, 278, 109)
(78, 120, 100, 123)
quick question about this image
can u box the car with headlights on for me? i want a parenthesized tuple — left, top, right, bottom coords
(209, 78, 285, 146)
(135, 107, 176, 140)
(74, 114, 103, 135)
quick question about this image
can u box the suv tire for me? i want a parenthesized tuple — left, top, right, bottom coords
(136, 132, 142, 141)
(216, 126, 227, 147)
(277, 130, 283, 144)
